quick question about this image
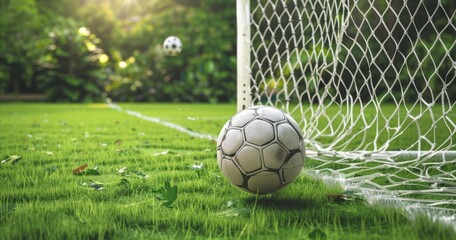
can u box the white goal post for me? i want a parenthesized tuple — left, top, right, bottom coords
(237, 0, 456, 212)
(237, 0, 252, 111)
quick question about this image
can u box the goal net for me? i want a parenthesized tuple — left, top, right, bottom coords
(237, 0, 456, 214)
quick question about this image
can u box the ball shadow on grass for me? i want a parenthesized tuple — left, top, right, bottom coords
(243, 195, 322, 210)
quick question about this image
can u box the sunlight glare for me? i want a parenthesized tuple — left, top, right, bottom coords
(121, 0, 138, 9)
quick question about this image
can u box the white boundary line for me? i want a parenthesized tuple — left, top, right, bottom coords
(108, 102, 217, 141)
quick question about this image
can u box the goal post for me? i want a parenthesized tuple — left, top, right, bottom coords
(237, 0, 251, 112)
(237, 0, 456, 212)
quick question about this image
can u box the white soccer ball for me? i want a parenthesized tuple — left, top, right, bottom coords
(163, 36, 182, 56)
(216, 106, 305, 194)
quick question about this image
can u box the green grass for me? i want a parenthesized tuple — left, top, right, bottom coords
(0, 103, 454, 239)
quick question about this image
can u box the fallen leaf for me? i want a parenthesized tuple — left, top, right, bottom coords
(118, 178, 129, 187)
(217, 208, 250, 217)
(132, 170, 148, 178)
(73, 163, 88, 175)
(190, 163, 204, 170)
(327, 190, 366, 204)
(83, 168, 100, 175)
(118, 166, 128, 175)
(154, 180, 178, 207)
(224, 200, 239, 208)
(153, 150, 177, 156)
(46, 166, 58, 173)
(89, 182, 105, 191)
(1, 155, 22, 165)
(80, 181, 105, 190)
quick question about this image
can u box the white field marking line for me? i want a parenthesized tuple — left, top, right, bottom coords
(108, 103, 217, 141)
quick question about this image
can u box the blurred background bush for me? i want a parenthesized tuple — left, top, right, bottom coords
(0, 0, 236, 102)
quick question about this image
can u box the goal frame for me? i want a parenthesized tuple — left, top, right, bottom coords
(235, 0, 456, 211)
(235, 0, 455, 156)
(237, 0, 251, 112)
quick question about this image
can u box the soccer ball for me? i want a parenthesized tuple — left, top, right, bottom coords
(216, 106, 305, 194)
(163, 36, 182, 56)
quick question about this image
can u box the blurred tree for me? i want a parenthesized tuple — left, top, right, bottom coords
(76, 1, 121, 53)
(105, 0, 237, 102)
(1, 0, 237, 102)
(0, 0, 48, 95)
(35, 0, 81, 18)
(36, 19, 109, 102)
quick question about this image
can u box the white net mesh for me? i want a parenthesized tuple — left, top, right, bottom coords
(240, 0, 456, 213)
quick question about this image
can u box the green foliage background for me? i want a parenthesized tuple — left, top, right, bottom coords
(0, 0, 236, 102)
(0, 0, 454, 103)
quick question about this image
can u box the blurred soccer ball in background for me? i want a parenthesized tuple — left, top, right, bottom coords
(217, 106, 305, 194)
(163, 36, 182, 56)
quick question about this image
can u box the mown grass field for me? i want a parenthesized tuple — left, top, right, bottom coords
(0, 103, 455, 240)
